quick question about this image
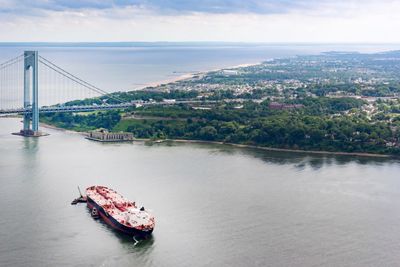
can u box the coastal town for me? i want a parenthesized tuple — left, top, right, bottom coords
(42, 51, 400, 155)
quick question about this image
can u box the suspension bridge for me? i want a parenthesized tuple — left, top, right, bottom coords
(0, 50, 140, 136)
(0, 51, 222, 137)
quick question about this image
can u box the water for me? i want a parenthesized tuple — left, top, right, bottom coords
(2, 42, 400, 108)
(2, 43, 400, 266)
(1, 118, 400, 266)
(1, 42, 400, 92)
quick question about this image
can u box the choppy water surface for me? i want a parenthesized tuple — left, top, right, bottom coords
(1, 118, 400, 266)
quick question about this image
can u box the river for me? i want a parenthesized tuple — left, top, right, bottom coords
(1, 118, 400, 266)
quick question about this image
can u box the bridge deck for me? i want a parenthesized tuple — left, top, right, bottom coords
(0, 100, 220, 115)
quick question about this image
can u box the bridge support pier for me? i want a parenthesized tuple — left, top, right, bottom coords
(13, 51, 47, 137)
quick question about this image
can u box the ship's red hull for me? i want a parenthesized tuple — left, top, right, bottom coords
(87, 197, 153, 236)
(87, 187, 154, 236)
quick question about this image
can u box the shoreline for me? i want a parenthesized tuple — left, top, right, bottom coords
(39, 123, 393, 158)
(34, 58, 393, 160)
(136, 61, 262, 90)
(138, 73, 195, 89)
(40, 122, 86, 135)
(109, 61, 393, 159)
(164, 139, 392, 158)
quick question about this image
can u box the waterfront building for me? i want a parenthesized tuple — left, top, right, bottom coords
(87, 129, 133, 142)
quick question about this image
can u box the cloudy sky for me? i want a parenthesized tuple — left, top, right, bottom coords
(1, 0, 400, 42)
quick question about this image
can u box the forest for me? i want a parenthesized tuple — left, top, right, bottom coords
(41, 96, 400, 155)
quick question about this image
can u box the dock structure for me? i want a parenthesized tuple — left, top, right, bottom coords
(86, 129, 133, 142)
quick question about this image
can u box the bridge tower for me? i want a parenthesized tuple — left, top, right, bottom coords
(15, 51, 47, 137)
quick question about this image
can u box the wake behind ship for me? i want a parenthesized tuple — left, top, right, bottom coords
(86, 186, 155, 236)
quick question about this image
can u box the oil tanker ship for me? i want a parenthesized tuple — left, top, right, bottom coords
(85, 185, 155, 236)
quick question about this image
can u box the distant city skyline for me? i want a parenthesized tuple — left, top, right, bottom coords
(1, 0, 400, 43)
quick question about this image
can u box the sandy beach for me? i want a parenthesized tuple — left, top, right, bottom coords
(136, 61, 262, 90)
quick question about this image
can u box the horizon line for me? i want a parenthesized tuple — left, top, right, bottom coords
(0, 41, 400, 46)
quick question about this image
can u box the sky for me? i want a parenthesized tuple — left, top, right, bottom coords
(0, 0, 400, 42)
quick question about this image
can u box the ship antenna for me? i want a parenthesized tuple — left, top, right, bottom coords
(77, 186, 83, 197)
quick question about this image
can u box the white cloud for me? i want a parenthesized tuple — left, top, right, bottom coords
(1, 0, 400, 42)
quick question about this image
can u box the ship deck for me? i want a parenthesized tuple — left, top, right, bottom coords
(86, 186, 154, 230)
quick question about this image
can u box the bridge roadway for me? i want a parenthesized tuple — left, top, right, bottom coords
(0, 100, 222, 115)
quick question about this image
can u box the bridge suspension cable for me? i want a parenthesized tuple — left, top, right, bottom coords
(1, 51, 130, 115)
(0, 53, 36, 70)
(0, 54, 25, 110)
(38, 56, 125, 104)
(0, 54, 23, 70)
